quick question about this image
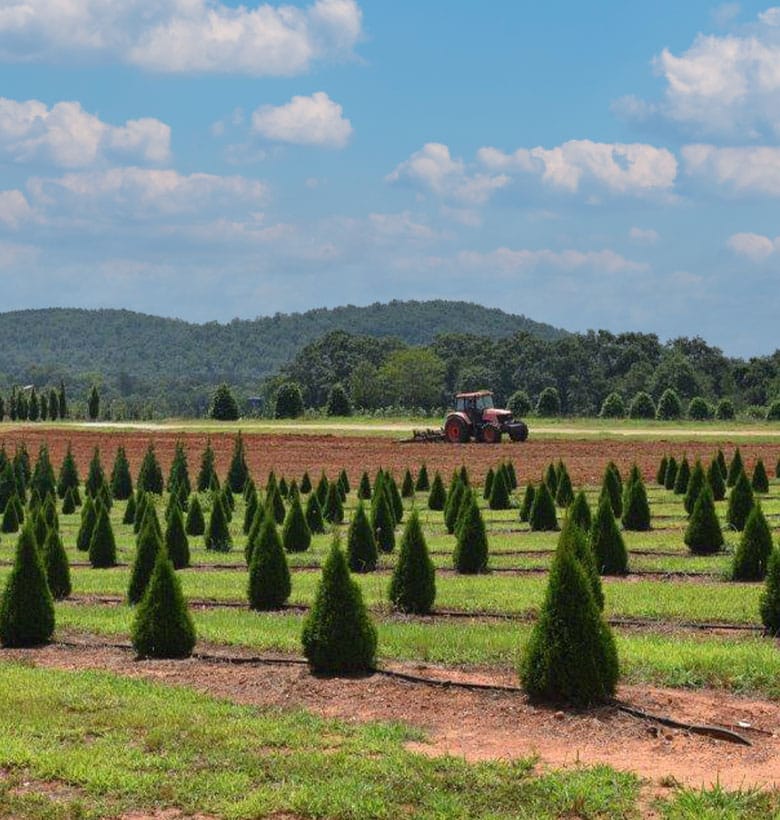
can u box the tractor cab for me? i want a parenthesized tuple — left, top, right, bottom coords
(455, 391, 495, 424)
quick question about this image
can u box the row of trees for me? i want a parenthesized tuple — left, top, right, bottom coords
(0, 382, 67, 421)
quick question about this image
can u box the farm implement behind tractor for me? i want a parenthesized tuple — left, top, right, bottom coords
(401, 391, 529, 444)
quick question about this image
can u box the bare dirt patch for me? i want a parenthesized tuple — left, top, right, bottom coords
(2, 641, 777, 791)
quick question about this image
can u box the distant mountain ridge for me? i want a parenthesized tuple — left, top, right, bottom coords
(0, 301, 566, 391)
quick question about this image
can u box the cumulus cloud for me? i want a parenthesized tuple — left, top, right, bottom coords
(251, 92, 352, 148)
(0, 189, 34, 228)
(629, 226, 660, 243)
(682, 144, 780, 195)
(0, 0, 362, 75)
(456, 247, 648, 276)
(0, 97, 170, 168)
(727, 231, 780, 260)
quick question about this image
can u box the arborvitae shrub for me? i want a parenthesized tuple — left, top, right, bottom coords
(717, 449, 728, 479)
(62, 487, 76, 515)
(656, 388, 682, 420)
(302, 538, 377, 673)
(684, 460, 707, 516)
(427, 472, 446, 510)
(759, 549, 780, 635)
(326, 382, 352, 416)
(357, 471, 372, 500)
(300, 471, 312, 494)
(444, 478, 466, 534)
(110, 446, 133, 500)
(347, 501, 378, 573)
(197, 440, 217, 492)
(401, 469, 415, 498)
(684, 485, 723, 555)
(385, 473, 404, 523)
(338, 468, 350, 496)
(128, 518, 162, 603)
(752, 459, 770, 494)
(555, 466, 574, 508)
(274, 382, 304, 419)
(489, 467, 512, 510)
(88, 505, 117, 568)
(138, 444, 163, 494)
(505, 461, 517, 490)
(483, 467, 495, 500)
(536, 386, 561, 417)
(415, 464, 430, 492)
(131, 549, 196, 659)
(57, 445, 80, 499)
(663, 456, 678, 491)
(569, 490, 592, 533)
(389, 510, 436, 612)
(220, 484, 234, 519)
(140, 501, 163, 542)
(209, 383, 239, 421)
(166, 442, 191, 497)
(305, 492, 325, 534)
(0, 524, 55, 647)
(458, 465, 470, 487)
(507, 390, 532, 417)
(732, 504, 772, 581)
(673, 457, 690, 495)
(243, 484, 258, 534)
(707, 458, 726, 501)
(558, 516, 604, 610)
(688, 397, 712, 420)
(519, 484, 535, 523)
(248, 518, 291, 611)
(656, 455, 668, 486)
(98, 480, 113, 512)
(165, 506, 190, 570)
(628, 391, 655, 419)
(76, 495, 96, 551)
(43, 528, 71, 600)
(599, 463, 622, 518)
(599, 392, 625, 419)
(589, 494, 628, 575)
(33, 510, 48, 550)
(529, 481, 558, 532)
(245, 504, 266, 565)
(315, 472, 329, 507)
(227, 433, 249, 493)
(267, 483, 286, 525)
(85, 448, 105, 497)
(716, 398, 736, 420)
(205, 498, 232, 552)
(0, 462, 15, 513)
(282, 495, 311, 553)
(520, 543, 618, 707)
(322, 481, 344, 524)
(372, 490, 396, 553)
(726, 471, 754, 532)
(727, 448, 744, 488)
(544, 462, 558, 497)
(622, 477, 651, 531)
(120, 492, 136, 527)
(453, 492, 489, 574)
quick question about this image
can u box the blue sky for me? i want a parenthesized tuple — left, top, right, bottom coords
(0, 1, 779, 356)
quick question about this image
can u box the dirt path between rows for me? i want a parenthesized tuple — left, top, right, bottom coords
(2, 640, 778, 791)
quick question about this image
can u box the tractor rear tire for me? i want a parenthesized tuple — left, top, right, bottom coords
(444, 416, 469, 443)
(482, 425, 502, 444)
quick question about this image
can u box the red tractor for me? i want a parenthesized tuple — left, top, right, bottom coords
(443, 391, 529, 443)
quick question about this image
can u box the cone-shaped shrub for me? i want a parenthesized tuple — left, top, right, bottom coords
(322, 481, 344, 524)
(302, 537, 377, 673)
(569, 490, 592, 533)
(684, 460, 707, 516)
(138, 443, 163, 494)
(415, 464, 430, 492)
(110, 446, 133, 500)
(544, 462, 558, 497)
(483, 467, 495, 500)
(602, 463, 623, 517)
(759, 549, 780, 635)
(165, 506, 190, 570)
(1, 496, 20, 533)
(244, 504, 266, 565)
(401, 469, 415, 498)
(300, 471, 312, 494)
(33, 510, 49, 550)
(505, 460, 517, 490)
(656, 455, 668, 486)
(98, 480, 113, 512)
(305, 491, 325, 534)
(707, 458, 726, 501)
(752, 459, 770, 494)
(128, 517, 162, 603)
(716, 449, 728, 478)
(444, 478, 466, 534)
(89, 505, 117, 568)
(519, 484, 535, 523)
(248, 518, 291, 610)
(85, 447, 105, 498)
(43, 528, 71, 600)
(243, 484, 258, 534)
(663, 456, 678, 491)
(489, 466, 512, 510)
(315, 472, 329, 507)
(62, 486, 76, 515)
(140, 500, 163, 543)
(57, 445, 80, 499)
(282, 495, 311, 553)
(622, 477, 651, 531)
(185, 494, 205, 536)
(0, 524, 55, 647)
(385, 473, 404, 523)
(227, 432, 249, 493)
(287, 479, 299, 502)
(389, 510, 436, 613)
(731, 504, 772, 580)
(673, 457, 690, 495)
(357, 471, 371, 500)
(76, 495, 96, 551)
(0, 461, 15, 512)
(427, 471, 446, 510)
(558, 516, 604, 610)
(131, 549, 195, 659)
(684, 485, 723, 555)
(338, 468, 350, 496)
(555, 466, 574, 508)
(204, 497, 232, 552)
(458, 465, 470, 486)
(590, 494, 628, 575)
(727, 448, 744, 487)
(521, 542, 618, 707)
(726, 471, 754, 532)
(197, 440, 216, 492)
(453, 492, 489, 574)
(372, 489, 396, 553)
(118, 492, 135, 528)
(221, 483, 234, 515)
(267, 483, 286, 525)
(133, 491, 148, 534)
(346, 502, 377, 573)
(529, 481, 558, 531)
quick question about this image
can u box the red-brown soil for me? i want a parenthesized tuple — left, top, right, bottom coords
(2, 428, 779, 486)
(2, 640, 778, 791)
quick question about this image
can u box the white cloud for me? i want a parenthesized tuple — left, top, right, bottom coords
(456, 247, 648, 276)
(629, 226, 660, 243)
(477, 140, 677, 195)
(0, 0, 362, 75)
(682, 143, 780, 195)
(367, 211, 440, 241)
(727, 231, 780, 260)
(0, 189, 34, 228)
(251, 92, 352, 148)
(0, 97, 170, 168)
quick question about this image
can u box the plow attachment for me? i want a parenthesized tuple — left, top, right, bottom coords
(399, 428, 447, 444)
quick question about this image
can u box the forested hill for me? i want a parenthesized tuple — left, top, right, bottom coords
(0, 301, 565, 412)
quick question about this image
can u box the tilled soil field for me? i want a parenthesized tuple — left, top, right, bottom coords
(2, 427, 780, 486)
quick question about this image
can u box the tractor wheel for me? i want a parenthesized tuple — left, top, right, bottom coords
(444, 416, 469, 443)
(482, 425, 502, 444)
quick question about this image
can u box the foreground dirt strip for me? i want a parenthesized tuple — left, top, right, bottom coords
(2, 427, 780, 485)
(2, 639, 778, 790)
